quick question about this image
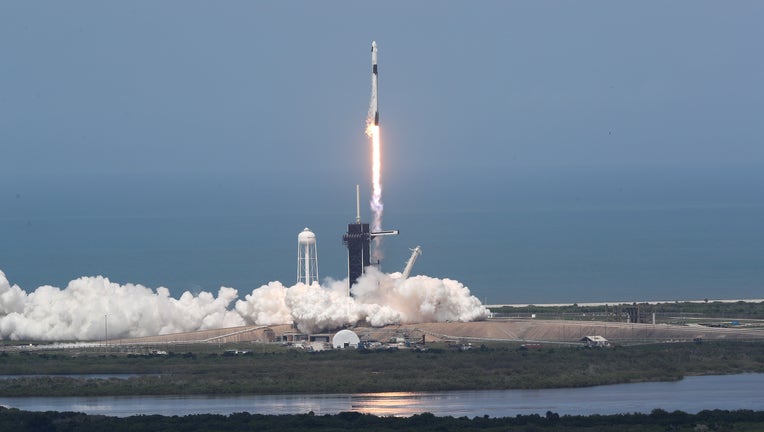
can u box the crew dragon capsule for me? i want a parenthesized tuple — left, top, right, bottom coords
(371, 41, 379, 126)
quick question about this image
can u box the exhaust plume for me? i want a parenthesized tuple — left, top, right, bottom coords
(367, 122, 383, 259)
(368, 40, 384, 260)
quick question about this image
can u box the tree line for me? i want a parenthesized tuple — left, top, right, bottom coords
(2, 407, 763, 431)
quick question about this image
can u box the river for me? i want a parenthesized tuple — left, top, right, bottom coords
(1, 374, 762, 418)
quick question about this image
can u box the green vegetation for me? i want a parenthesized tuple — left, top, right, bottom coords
(0, 341, 763, 396)
(2, 407, 764, 432)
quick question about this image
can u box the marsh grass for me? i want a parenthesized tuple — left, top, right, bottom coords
(0, 341, 762, 396)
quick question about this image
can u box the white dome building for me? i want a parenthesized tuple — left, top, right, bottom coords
(332, 329, 360, 349)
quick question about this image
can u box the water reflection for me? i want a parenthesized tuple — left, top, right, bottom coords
(2, 374, 763, 418)
(351, 392, 425, 417)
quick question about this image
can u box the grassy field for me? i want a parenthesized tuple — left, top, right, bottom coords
(0, 341, 762, 396)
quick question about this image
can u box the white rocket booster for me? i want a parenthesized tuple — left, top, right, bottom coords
(371, 41, 379, 126)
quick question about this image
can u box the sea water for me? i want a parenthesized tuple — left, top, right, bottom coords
(2, 204, 762, 304)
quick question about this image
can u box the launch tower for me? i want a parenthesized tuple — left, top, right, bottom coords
(343, 185, 398, 294)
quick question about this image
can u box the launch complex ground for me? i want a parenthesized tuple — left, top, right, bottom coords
(99, 316, 764, 349)
(3, 311, 763, 398)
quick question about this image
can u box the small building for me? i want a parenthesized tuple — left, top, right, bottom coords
(581, 335, 610, 348)
(280, 332, 307, 343)
(309, 334, 331, 343)
(332, 329, 361, 349)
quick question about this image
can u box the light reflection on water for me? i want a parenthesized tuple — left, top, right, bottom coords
(351, 392, 427, 417)
(2, 374, 763, 418)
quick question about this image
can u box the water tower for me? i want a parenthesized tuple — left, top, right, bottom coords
(297, 228, 319, 285)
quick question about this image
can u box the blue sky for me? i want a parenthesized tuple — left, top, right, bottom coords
(1, 2, 763, 301)
(3, 2, 763, 202)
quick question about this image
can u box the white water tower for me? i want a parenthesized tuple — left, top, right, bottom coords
(297, 227, 319, 285)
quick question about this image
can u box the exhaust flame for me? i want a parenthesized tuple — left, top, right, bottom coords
(366, 122, 383, 259)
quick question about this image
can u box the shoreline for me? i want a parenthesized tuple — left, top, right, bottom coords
(488, 298, 764, 308)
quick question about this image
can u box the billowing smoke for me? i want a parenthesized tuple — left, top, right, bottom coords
(0, 270, 245, 341)
(0, 268, 488, 341)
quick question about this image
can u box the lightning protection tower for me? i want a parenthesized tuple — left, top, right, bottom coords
(297, 228, 319, 285)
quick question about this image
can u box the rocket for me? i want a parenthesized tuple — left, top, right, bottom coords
(371, 41, 379, 126)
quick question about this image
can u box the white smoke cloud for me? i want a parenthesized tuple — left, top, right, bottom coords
(0, 270, 244, 341)
(234, 281, 292, 327)
(0, 268, 488, 341)
(353, 267, 488, 326)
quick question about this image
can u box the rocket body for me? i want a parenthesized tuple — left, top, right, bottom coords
(371, 41, 379, 126)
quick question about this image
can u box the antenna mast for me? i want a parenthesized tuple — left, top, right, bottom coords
(355, 184, 361, 224)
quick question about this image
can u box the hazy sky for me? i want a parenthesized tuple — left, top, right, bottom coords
(3, 2, 763, 200)
(2, 2, 763, 301)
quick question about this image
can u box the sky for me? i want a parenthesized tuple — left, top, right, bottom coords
(1, 1, 763, 302)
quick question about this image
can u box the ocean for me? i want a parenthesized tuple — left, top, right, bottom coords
(2, 200, 762, 305)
